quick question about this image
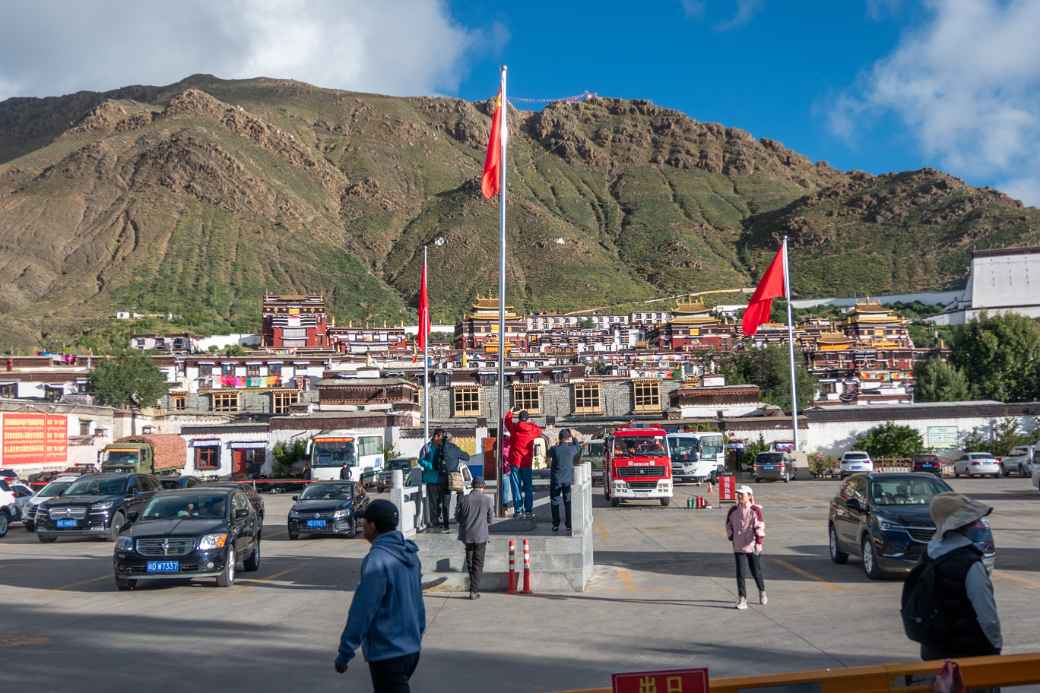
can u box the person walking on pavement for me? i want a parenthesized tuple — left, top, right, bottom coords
(548, 429, 581, 533)
(456, 477, 494, 599)
(439, 433, 471, 529)
(725, 485, 766, 610)
(417, 430, 444, 533)
(503, 409, 542, 519)
(499, 433, 513, 512)
(334, 500, 426, 693)
(916, 493, 1002, 662)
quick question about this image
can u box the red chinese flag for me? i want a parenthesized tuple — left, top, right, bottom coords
(741, 245, 787, 337)
(417, 263, 431, 351)
(481, 91, 503, 199)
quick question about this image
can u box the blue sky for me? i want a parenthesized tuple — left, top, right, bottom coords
(3, 1, 1038, 204)
(448, 1, 1040, 205)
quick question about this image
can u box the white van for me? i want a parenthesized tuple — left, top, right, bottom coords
(308, 433, 385, 485)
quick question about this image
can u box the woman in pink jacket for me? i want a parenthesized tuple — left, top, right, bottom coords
(725, 484, 766, 610)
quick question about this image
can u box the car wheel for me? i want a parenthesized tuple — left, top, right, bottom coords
(287, 526, 298, 541)
(829, 525, 848, 564)
(243, 539, 261, 572)
(216, 547, 236, 587)
(38, 533, 56, 543)
(0, 511, 8, 538)
(115, 577, 136, 591)
(862, 536, 883, 580)
(660, 497, 671, 507)
(610, 497, 621, 507)
(109, 512, 125, 542)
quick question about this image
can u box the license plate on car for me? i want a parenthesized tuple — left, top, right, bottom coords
(56, 519, 77, 528)
(146, 561, 179, 574)
(306, 519, 326, 528)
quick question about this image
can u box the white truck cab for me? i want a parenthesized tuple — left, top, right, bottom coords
(308, 432, 385, 484)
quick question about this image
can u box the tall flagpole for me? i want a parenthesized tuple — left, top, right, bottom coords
(781, 235, 800, 451)
(495, 65, 508, 515)
(422, 244, 430, 446)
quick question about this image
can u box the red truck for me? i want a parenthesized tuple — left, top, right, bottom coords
(602, 426, 674, 507)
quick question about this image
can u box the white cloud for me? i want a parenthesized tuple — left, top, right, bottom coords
(681, 0, 706, 19)
(680, 0, 764, 30)
(829, 0, 1040, 206)
(716, 0, 765, 31)
(0, 0, 499, 101)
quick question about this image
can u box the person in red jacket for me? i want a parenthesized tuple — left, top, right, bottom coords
(503, 409, 542, 519)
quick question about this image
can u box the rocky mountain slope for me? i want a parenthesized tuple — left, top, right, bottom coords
(0, 74, 1037, 349)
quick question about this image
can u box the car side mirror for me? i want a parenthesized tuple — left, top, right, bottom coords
(235, 508, 249, 519)
(291, 495, 299, 501)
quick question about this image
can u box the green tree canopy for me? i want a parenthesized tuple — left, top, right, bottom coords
(913, 358, 970, 402)
(89, 351, 168, 408)
(855, 422, 924, 459)
(721, 345, 817, 413)
(949, 313, 1040, 402)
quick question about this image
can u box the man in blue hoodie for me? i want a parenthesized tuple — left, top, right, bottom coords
(335, 499, 426, 692)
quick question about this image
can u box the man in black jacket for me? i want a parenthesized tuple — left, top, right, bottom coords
(919, 493, 1002, 662)
(437, 433, 470, 532)
(548, 429, 581, 533)
(455, 477, 494, 599)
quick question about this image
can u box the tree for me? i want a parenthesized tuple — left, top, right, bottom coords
(949, 313, 1040, 402)
(221, 344, 246, 356)
(913, 358, 970, 402)
(89, 351, 168, 408)
(987, 418, 1032, 457)
(855, 422, 924, 459)
(722, 345, 817, 413)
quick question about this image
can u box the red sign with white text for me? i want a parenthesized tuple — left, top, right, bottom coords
(718, 474, 736, 503)
(2, 413, 68, 465)
(612, 668, 708, 693)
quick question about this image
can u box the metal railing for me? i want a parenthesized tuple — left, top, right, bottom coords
(555, 652, 1040, 693)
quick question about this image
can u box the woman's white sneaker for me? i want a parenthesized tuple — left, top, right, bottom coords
(759, 592, 768, 606)
(735, 598, 748, 610)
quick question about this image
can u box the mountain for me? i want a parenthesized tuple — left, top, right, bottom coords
(1, 74, 1037, 350)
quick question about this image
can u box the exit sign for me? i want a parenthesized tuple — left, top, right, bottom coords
(612, 668, 708, 693)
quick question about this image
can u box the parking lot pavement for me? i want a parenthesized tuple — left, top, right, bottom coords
(1, 479, 1038, 692)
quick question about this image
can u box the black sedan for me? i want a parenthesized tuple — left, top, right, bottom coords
(287, 481, 366, 539)
(113, 487, 262, 590)
(828, 472, 996, 579)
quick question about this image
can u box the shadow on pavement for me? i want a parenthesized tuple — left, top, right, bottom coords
(0, 602, 906, 693)
(596, 549, 875, 584)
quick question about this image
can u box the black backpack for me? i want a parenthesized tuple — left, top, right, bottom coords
(901, 548, 974, 643)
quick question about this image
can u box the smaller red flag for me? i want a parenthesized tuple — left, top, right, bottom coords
(741, 245, 787, 337)
(481, 91, 503, 199)
(417, 263, 431, 351)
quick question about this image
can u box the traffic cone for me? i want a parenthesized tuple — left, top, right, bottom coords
(508, 539, 517, 593)
(522, 538, 532, 594)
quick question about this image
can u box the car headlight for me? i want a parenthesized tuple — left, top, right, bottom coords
(115, 536, 134, 552)
(877, 518, 905, 532)
(333, 509, 350, 519)
(197, 533, 229, 550)
(91, 500, 115, 511)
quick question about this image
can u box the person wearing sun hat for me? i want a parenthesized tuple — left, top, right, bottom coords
(918, 492, 1002, 662)
(725, 484, 766, 610)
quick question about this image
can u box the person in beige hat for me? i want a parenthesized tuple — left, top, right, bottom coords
(725, 484, 766, 610)
(916, 493, 1002, 661)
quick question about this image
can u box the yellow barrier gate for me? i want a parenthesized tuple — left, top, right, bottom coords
(557, 653, 1040, 693)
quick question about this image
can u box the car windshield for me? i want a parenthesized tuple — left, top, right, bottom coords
(845, 453, 869, 460)
(614, 436, 667, 457)
(141, 494, 228, 520)
(65, 477, 127, 496)
(313, 441, 357, 468)
(300, 483, 352, 500)
(756, 453, 785, 465)
(104, 451, 139, 466)
(969, 454, 995, 460)
(871, 477, 950, 506)
(585, 442, 604, 457)
(38, 481, 73, 497)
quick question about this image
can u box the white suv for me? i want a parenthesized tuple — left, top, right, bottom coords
(0, 479, 16, 537)
(839, 451, 874, 479)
